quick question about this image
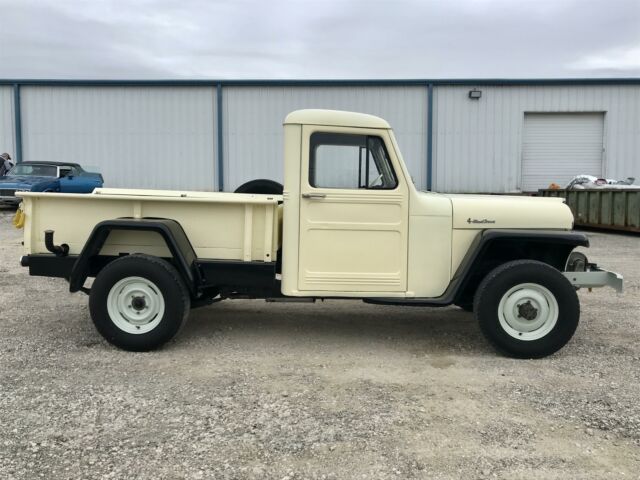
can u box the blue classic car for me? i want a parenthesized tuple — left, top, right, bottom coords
(0, 161, 103, 205)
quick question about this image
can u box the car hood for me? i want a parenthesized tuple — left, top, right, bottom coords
(0, 176, 55, 188)
(443, 193, 574, 230)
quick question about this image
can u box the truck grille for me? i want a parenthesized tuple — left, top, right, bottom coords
(0, 189, 16, 197)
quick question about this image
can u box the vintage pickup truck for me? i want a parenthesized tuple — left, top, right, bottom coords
(17, 109, 622, 358)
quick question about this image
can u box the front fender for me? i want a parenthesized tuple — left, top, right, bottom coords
(365, 229, 590, 307)
(30, 180, 60, 192)
(449, 229, 589, 304)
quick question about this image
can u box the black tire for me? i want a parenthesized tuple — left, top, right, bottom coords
(234, 179, 284, 195)
(474, 260, 579, 359)
(89, 254, 190, 351)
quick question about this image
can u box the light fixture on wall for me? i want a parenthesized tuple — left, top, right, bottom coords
(468, 89, 482, 99)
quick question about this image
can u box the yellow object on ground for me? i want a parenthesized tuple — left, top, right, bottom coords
(12, 207, 25, 229)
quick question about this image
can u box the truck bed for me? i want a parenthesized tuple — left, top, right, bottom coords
(19, 188, 283, 262)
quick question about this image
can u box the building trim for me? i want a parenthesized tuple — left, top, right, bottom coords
(1, 78, 639, 88)
(12, 83, 22, 163)
(216, 83, 224, 191)
(426, 83, 434, 191)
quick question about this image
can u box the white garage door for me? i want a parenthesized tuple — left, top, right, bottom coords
(522, 113, 604, 191)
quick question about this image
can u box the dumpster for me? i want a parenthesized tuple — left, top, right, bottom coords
(539, 189, 640, 233)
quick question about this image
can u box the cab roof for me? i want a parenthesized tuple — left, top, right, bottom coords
(284, 109, 391, 129)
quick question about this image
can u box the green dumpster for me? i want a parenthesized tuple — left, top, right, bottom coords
(539, 189, 640, 233)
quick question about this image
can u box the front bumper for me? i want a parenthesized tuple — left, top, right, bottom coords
(0, 195, 21, 205)
(563, 267, 624, 293)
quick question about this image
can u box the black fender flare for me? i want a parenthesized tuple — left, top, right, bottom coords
(365, 229, 589, 307)
(449, 229, 589, 304)
(69, 218, 200, 296)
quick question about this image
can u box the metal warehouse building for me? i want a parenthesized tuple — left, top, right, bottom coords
(0, 79, 639, 193)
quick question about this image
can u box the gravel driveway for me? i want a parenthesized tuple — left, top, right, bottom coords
(1, 207, 639, 479)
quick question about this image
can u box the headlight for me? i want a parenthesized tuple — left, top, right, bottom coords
(14, 189, 30, 192)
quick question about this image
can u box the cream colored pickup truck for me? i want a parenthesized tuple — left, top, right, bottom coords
(18, 109, 622, 358)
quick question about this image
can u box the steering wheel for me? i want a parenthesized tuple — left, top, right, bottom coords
(368, 173, 383, 188)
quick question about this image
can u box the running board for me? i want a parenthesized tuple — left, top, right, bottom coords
(265, 297, 316, 303)
(363, 298, 451, 307)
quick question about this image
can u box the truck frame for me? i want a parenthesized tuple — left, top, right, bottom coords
(17, 110, 623, 358)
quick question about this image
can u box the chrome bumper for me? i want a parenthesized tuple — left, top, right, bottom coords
(0, 196, 20, 205)
(563, 267, 623, 293)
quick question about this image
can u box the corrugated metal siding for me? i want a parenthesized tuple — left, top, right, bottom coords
(433, 85, 640, 192)
(222, 86, 427, 191)
(20, 86, 217, 190)
(0, 86, 15, 157)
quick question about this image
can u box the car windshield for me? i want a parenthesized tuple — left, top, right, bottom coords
(8, 164, 58, 177)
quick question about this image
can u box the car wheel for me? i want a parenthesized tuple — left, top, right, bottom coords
(474, 260, 579, 359)
(89, 254, 190, 351)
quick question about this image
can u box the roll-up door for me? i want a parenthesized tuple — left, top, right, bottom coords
(522, 113, 604, 191)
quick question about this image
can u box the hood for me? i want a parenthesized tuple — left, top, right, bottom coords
(0, 176, 57, 189)
(444, 194, 574, 230)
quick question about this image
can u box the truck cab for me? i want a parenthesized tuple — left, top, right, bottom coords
(17, 109, 622, 357)
(281, 110, 582, 302)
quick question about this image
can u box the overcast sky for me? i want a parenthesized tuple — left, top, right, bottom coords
(0, 0, 638, 79)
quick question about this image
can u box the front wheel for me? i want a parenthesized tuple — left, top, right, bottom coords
(89, 254, 190, 351)
(474, 260, 579, 358)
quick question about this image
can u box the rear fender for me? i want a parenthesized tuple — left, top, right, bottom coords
(68, 218, 200, 296)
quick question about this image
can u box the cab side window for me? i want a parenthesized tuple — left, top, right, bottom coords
(309, 133, 397, 190)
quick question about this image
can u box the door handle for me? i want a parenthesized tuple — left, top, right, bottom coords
(301, 193, 326, 199)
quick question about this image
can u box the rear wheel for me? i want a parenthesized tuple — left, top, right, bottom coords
(89, 254, 190, 351)
(474, 260, 579, 358)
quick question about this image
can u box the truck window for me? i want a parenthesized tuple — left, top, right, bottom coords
(309, 133, 398, 190)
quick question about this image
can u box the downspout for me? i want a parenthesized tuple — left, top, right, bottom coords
(216, 83, 224, 191)
(13, 83, 23, 163)
(426, 83, 434, 191)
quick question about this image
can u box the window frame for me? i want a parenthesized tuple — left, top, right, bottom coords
(308, 132, 399, 190)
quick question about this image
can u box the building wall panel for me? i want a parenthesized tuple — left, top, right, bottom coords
(6, 82, 639, 195)
(433, 85, 640, 192)
(222, 86, 427, 191)
(20, 86, 217, 190)
(0, 86, 14, 158)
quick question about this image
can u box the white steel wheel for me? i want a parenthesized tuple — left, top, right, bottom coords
(106, 276, 165, 334)
(497, 283, 558, 341)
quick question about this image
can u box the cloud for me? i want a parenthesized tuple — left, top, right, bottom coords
(0, 0, 638, 78)
(568, 45, 640, 72)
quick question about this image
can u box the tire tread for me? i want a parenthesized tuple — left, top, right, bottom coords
(474, 260, 580, 359)
(89, 254, 190, 351)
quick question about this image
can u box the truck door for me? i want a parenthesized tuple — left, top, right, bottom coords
(298, 126, 408, 294)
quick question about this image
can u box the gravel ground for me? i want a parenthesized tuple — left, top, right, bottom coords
(1, 206, 639, 479)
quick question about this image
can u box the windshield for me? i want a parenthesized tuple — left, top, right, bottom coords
(8, 164, 58, 177)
